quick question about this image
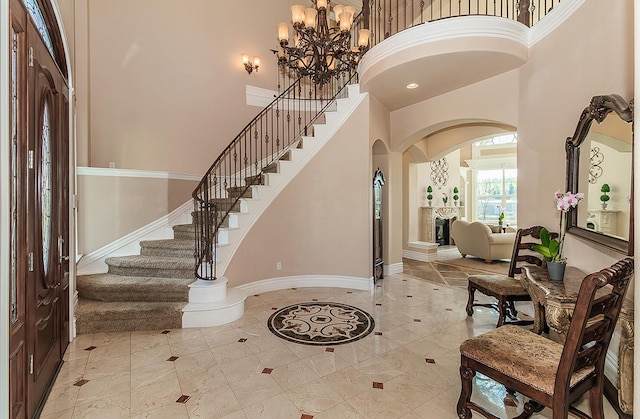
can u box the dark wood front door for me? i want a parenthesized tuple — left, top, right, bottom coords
(27, 19, 69, 417)
(9, 0, 70, 416)
(9, 2, 29, 417)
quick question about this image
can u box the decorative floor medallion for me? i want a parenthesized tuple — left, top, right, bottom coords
(267, 302, 375, 346)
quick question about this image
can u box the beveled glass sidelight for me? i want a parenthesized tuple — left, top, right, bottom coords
(41, 97, 53, 275)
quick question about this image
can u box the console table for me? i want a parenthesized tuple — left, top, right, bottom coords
(519, 265, 634, 417)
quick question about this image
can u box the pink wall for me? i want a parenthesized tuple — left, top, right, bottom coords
(388, 0, 633, 274)
(517, 0, 633, 273)
(224, 99, 372, 285)
(77, 174, 197, 253)
(390, 69, 520, 152)
(80, 0, 294, 173)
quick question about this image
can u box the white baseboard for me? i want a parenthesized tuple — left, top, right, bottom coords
(236, 275, 374, 295)
(385, 263, 404, 275)
(402, 249, 437, 262)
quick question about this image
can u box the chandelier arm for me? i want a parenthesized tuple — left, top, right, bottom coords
(276, 3, 365, 85)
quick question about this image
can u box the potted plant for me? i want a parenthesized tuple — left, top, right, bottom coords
(532, 190, 584, 280)
(453, 187, 459, 205)
(496, 205, 505, 226)
(600, 184, 610, 209)
(442, 192, 448, 205)
(426, 186, 433, 206)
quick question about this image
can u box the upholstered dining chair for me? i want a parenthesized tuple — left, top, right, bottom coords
(465, 225, 557, 328)
(457, 258, 634, 419)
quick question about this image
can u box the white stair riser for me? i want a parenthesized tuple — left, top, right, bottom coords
(188, 278, 228, 303)
(217, 229, 229, 245)
(182, 288, 247, 327)
(182, 301, 244, 327)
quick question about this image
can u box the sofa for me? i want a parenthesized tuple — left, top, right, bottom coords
(450, 220, 516, 263)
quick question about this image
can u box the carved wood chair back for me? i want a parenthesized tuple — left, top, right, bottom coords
(508, 226, 559, 278)
(458, 257, 634, 419)
(552, 257, 634, 413)
(465, 225, 558, 327)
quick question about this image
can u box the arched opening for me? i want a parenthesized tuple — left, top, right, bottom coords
(399, 121, 517, 262)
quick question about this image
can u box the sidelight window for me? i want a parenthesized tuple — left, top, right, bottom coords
(41, 98, 52, 275)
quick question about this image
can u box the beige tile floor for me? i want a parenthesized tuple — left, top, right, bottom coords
(41, 260, 618, 418)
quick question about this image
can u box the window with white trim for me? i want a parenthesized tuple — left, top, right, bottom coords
(469, 134, 517, 226)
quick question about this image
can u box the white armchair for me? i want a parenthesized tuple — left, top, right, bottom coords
(450, 220, 516, 263)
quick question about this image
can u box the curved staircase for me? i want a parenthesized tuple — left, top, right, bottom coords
(74, 83, 366, 333)
(74, 183, 255, 334)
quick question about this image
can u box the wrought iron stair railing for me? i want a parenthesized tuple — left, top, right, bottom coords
(192, 71, 358, 280)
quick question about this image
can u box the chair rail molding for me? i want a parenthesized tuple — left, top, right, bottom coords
(77, 166, 201, 181)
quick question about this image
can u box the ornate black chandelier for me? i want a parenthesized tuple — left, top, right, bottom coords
(276, 0, 370, 85)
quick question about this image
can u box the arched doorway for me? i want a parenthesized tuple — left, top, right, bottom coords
(8, 0, 70, 416)
(397, 121, 516, 261)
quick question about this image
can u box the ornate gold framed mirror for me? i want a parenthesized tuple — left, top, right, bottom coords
(566, 94, 634, 255)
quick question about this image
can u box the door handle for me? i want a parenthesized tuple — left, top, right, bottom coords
(57, 236, 69, 264)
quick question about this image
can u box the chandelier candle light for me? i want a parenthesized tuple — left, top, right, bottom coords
(277, 0, 370, 84)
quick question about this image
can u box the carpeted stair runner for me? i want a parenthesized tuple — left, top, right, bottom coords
(75, 169, 268, 334)
(75, 135, 307, 333)
(76, 274, 192, 302)
(104, 255, 195, 279)
(76, 251, 196, 334)
(76, 218, 203, 333)
(139, 239, 194, 258)
(75, 299, 185, 334)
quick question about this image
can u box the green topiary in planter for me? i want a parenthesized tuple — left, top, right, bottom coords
(600, 184, 610, 209)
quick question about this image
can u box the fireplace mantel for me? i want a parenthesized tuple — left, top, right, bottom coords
(421, 206, 465, 243)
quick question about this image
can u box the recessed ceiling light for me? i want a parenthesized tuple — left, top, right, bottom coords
(406, 83, 419, 89)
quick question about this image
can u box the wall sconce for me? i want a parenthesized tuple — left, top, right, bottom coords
(241, 54, 261, 74)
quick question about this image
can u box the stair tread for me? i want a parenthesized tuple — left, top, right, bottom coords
(77, 274, 192, 302)
(76, 298, 185, 320)
(140, 239, 194, 249)
(78, 273, 194, 289)
(105, 255, 194, 269)
(173, 223, 195, 230)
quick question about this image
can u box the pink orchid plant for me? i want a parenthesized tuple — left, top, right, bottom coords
(532, 190, 584, 262)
